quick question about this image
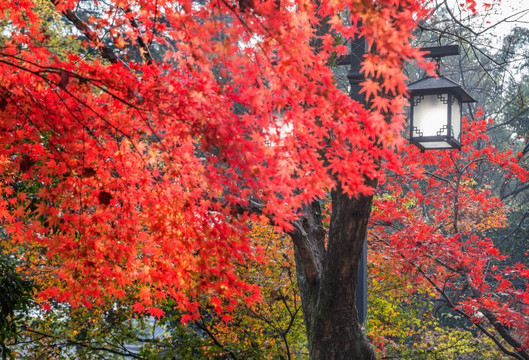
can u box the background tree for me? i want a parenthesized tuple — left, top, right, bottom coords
(12, 224, 305, 359)
(0, 254, 34, 360)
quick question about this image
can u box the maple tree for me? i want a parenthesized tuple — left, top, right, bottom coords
(370, 115, 529, 359)
(0, 0, 512, 358)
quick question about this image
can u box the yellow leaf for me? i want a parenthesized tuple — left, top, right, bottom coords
(114, 36, 128, 49)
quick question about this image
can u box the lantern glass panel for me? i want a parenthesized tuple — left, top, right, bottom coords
(412, 94, 449, 138)
(450, 96, 462, 140)
(421, 141, 452, 149)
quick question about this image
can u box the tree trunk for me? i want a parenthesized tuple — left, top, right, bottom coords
(289, 182, 378, 360)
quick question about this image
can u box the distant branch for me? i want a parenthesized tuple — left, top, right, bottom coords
(423, 170, 455, 188)
(21, 327, 143, 359)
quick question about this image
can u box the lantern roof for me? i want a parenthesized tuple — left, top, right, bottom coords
(407, 75, 476, 103)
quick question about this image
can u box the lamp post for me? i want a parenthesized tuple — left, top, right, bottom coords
(340, 43, 476, 324)
(344, 30, 369, 324)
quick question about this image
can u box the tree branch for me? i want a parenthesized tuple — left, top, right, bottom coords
(51, 2, 121, 65)
(194, 318, 239, 360)
(465, 274, 529, 360)
(418, 269, 528, 360)
(124, 7, 155, 65)
(375, 235, 529, 360)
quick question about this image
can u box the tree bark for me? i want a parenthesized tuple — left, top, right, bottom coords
(289, 182, 378, 360)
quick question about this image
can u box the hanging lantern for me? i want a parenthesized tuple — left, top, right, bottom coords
(408, 75, 476, 151)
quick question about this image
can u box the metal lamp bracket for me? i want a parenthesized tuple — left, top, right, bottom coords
(422, 45, 460, 76)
